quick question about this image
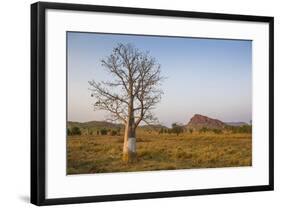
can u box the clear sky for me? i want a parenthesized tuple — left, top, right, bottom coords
(67, 32, 252, 127)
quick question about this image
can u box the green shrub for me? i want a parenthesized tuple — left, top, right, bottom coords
(70, 126, 81, 135)
(212, 129, 222, 134)
(100, 128, 108, 135)
(171, 123, 184, 136)
(67, 128, 71, 136)
(159, 128, 164, 134)
(225, 124, 252, 134)
(116, 127, 121, 135)
(199, 127, 209, 133)
(110, 130, 117, 136)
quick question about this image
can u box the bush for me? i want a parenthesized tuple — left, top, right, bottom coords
(225, 124, 252, 134)
(238, 125, 252, 133)
(189, 129, 193, 134)
(110, 130, 117, 136)
(116, 127, 121, 135)
(67, 128, 71, 136)
(70, 126, 81, 135)
(212, 129, 222, 134)
(199, 127, 209, 133)
(159, 128, 165, 134)
(88, 129, 93, 135)
(100, 128, 108, 135)
(171, 123, 184, 136)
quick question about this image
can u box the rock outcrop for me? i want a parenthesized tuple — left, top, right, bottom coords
(186, 114, 226, 130)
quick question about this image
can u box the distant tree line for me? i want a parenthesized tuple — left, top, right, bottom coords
(157, 124, 252, 136)
(67, 123, 252, 137)
(67, 126, 81, 136)
(158, 123, 184, 136)
(67, 126, 122, 136)
(98, 127, 121, 136)
(225, 125, 252, 133)
(198, 127, 222, 134)
(197, 125, 252, 134)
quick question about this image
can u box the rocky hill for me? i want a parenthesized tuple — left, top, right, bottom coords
(186, 114, 226, 130)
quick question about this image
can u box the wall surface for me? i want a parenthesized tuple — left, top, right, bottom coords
(0, 0, 279, 207)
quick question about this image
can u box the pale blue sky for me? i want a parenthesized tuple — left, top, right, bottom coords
(67, 32, 252, 127)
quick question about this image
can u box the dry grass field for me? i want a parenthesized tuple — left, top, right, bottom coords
(67, 131, 252, 174)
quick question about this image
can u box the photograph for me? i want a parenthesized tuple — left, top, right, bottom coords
(30, 2, 274, 205)
(66, 32, 252, 174)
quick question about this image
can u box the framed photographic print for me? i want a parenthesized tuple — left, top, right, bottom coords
(31, 2, 274, 206)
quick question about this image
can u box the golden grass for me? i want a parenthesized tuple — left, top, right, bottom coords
(67, 131, 252, 174)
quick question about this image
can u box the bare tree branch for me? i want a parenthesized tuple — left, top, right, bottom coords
(89, 43, 164, 127)
(89, 80, 129, 104)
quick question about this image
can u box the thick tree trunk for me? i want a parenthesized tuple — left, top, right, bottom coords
(122, 123, 136, 163)
(123, 98, 137, 163)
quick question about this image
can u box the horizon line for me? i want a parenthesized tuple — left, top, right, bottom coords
(67, 118, 251, 126)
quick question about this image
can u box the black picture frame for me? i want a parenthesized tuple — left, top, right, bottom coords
(31, 1, 274, 206)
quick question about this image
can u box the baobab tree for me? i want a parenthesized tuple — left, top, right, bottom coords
(89, 43, 164, 163)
